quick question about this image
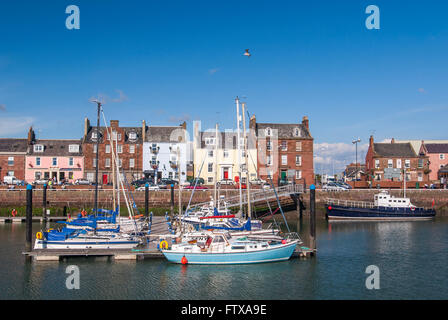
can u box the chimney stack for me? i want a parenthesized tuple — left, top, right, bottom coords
(181, 121, 187, 130)
(391, 138, 395, 144)
(110, 120, 119, 128)
(27, 127, 35, 145)
(84, 117, 90, 138)
(369, 135, 374, 148)
(142, 120, 146, 142)
(302, 116, 309, 130)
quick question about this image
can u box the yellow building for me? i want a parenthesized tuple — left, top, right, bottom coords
(193, 121, 257, 185)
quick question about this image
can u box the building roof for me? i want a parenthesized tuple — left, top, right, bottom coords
(254, 123, 312, 139)
(84, 126, 143, 144)
(395, 139, 448, 155)
(198, 131, 256, 149)
(145, 126, 186, 143)
(424, 143, 448, 153)
(373, 143, 417, 158)
(0, 139, 28, 153)
(28, 139, 83, 156)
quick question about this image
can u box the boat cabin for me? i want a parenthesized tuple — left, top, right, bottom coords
(374, 191, 414, 208)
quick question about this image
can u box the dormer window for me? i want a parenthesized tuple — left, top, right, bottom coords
(129, 132, 137, 141)
(265, 128, 272, 137)
(205, 138, 215, 146)
(69, 145, 79, 153)
(294, 127, 301, 137)
(34, 145, 44, 152)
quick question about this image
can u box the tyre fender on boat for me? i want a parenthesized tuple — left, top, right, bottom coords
(36, 232, 43, 240)
(159, 240, 169, 250)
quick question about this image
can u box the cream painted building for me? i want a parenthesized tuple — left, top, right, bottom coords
(193, 121, 257, 185)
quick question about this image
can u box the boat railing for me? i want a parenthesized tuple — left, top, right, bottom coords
(283, 232, 303, 244)
(326, 198, 375, 209)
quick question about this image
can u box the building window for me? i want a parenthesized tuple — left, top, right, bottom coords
(130, 158, 135, 168)
(52, 158, 57, 166)
(375, 159, 380, 169)
(281, 141, 287, 151)
(208, 163, 213, 173)
(208, 150, 213, 157)
(296, 141, 302, 151)
(36, 157, 41, 166)
(223, 150, 229, 158)
(69, 172, 74, 180)
(130, 145, 135, 154)
(405, 159, 411, 168)
(92, 132, 98, 140)
(388, 159, 393, 168)
(208, 177, 213, 183)
(34, 145, 44, 152)
(69, 145, 79, 153)
(105, 145, 111, 153)
(93, 159, 97, 168)
(267, 141, 272, 151)
(117, 145, 123, 153)
(205, 138, 215, 146)
(93, 145, 97, 153)
(296, 155, 302, 166)
(418, 159, 424, 168)
(118, 159, 122, 168)
(267, 170, 273, 179)
(267, 155, 272, 166)
(129, 132, 137, 140)
(35, 171, 41, 179)
(281, 155, 287, 165)
(105, 159, 111, 168)
(294, 128, 301, 137)
(118, 133, 122, 141)
(69, 157, 74, 166)
(8, 157, 14, 166)
(397, 159, 402, 169)
(440, 154, 445, 160)
(296, 170, 302, 179)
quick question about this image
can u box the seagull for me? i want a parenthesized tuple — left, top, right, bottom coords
(243, 49, 251, 57)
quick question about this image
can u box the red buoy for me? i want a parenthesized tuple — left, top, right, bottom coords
(181, 255, 188, 265)
(281, 239, 287, 244)
(328, 206, 332, 210)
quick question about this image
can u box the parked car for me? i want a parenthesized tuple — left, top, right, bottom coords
(132, 178, 154, 187)
(161, 178, 179, 186)
(3, 176, 20, 185)
(136, 184, 160, 191)
(184, 185, 208, 190)
(337, 182, 352, 189)
(250, 178, 266, 185)
(262, 183, 271, 190)
(218, 179, 235, 186)
(187, 177, 205, 185)
(74, 179, 90, 185)
(322, 182, 347, 191)
(157, 182, 168, 189)
(33, 179, 50, 185)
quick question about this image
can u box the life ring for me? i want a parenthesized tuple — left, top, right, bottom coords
(410, 206, 416, 212)
(11, 209, 17, 217)
(159, 240, 169, 250)
(81, 210, 87, 217)
(36, 232, 43, 240)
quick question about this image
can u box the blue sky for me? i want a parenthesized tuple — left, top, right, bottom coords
(1, 1, 447, 173)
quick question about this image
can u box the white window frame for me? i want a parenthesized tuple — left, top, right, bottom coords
(34, 144, 44, 152)
(105, 145, 111, 154)
(130, 145, 135, 154)
(52, 158, 57, 166)
(281, 155, 287, 165)
(68, 144, 79, 153)
(130, 158, 135, 168)
(69, 157, 74, 166)
(117, 145, 123, 154)
(8, 157, 14, 166)
(296, 170, 302, 179)
(296, 155, 302, 166)
(405, 159, 411, 168)
(36, 157, 41, 166)
(296, 141, 302, 151)
(105, 158, 111, 168)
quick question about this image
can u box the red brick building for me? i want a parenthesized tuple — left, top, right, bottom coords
(250, 116, 314, 186)
(365, 136, 430, 184)
(82, 118, 145, 184)
(0, 138, 28, 182)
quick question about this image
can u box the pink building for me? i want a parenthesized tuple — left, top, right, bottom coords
(419, 142, 448, 182)
(25, 139, 84, 183)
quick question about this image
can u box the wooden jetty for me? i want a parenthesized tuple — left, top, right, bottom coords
(0, 216, 68, 224)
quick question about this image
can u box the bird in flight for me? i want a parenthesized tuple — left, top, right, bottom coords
(243, 49, 251, 57)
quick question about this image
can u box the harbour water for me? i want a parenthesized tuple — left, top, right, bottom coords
(1, 213, 447, 300)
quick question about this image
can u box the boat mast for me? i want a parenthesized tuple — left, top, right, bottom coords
(236, 97, 243, 215)
(242, 102, 251, 218)
(214, 123, 218, 209)
(93, 100, 101, 218)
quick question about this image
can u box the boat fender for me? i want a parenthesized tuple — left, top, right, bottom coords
(36, 232, 43, 240)
(11, 209, 17, 217)
(281, 239, 287, 244)
(181, 255, 188, 265)
(159, 240, 169, 250)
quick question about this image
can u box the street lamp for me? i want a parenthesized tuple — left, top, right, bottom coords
(352, 138, 361, 188)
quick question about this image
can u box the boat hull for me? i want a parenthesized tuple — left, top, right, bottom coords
(34, 238, 140, 249)
(162, 241, 297, 265)
(326, 205, 436, 221)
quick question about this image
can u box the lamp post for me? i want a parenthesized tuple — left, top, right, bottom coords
(352, 138, 361, 189)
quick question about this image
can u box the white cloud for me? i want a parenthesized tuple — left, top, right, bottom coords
(418, 88, 426, 94)
(314, 142, 369, 174)
(208, 68, 220, 75)
(0, 117, 34, 136)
